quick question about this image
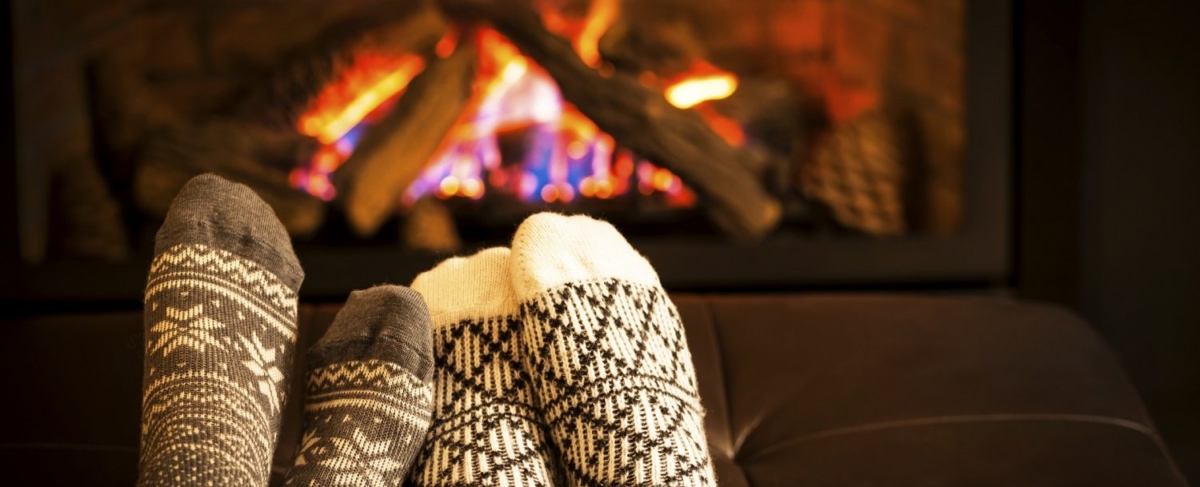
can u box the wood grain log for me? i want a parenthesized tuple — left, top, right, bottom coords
(437, 0, 781, 241)
(332, 45, 477, 237)
(236, 4, 450, 131)
(401, 197, 462, 253)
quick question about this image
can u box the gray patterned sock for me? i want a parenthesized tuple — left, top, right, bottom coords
(139, 174, 304, 487)
(282, 285, 434, 487)
(510, 213, 717, 487)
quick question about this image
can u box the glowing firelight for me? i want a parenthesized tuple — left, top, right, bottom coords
(665, 74, 738, 109)
(291, 52, 428, 200)
(298, 54, 426, 144)
(539, 0, 619, 67)
(401, 24, 707, 207)
(292, 15, 720, 211)
(575, 0, 619, 67)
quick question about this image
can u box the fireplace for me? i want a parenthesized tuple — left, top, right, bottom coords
(7, 0, 1010, 303)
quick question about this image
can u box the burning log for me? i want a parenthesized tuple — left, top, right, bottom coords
(236, 4, 449, 131)
(437, 0, 781, 241)
(50, 155, 131, 260)
(134, 119, 327, 236)
(332, 45, 477, 237)
(401, 197, 462, 253)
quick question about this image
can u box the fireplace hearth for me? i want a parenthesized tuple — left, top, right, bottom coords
(7, 0, 1011, 303)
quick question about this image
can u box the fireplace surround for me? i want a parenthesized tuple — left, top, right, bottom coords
(5, 0, 1010, 304)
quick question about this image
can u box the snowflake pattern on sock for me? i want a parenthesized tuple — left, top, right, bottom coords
(139, 243, 298, 487)
(284, 360, 432, 487)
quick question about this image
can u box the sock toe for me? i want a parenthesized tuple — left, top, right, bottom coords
(155, 173, 302, 289)
(510, 212, 659, 300)
(309, 285, 433, 382)
(411, 247, 517, 325)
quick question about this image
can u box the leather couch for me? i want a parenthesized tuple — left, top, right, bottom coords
(1, 294, 1190, 486)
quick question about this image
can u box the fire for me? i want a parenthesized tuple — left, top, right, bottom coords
(408, 28, 635, 206)
(292, 6, 730, 212)
(291, 53, 425, 201)
(298, 54, 426, 144)
(665, 75, 738, 109)
(664, 60, 739, 109)
(575, 0, 619, 67)
(538, 0, 620, 67)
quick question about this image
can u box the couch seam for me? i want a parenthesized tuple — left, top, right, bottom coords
(742, 413, 1165, 462)
(699, 297, 736, 458)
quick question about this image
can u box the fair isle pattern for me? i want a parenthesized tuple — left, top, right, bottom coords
(520, 278, 716, 487)
(284, 360, 433, 487)
(408, 315, 560, 487)
(139, 243, 298, 487)
(148, 243, 298, 314)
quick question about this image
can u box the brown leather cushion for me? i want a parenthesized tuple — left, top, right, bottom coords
(675, 294, 1187, 486)
(1, 294, 1189, 486)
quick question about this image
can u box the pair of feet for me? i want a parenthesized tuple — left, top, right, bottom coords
(138, 175, 716, 486)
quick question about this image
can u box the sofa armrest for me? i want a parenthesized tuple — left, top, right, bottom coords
(674, 294, 1188, 486)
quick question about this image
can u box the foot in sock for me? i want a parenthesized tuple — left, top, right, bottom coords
(408, 248, 560, 486)
(510, 213, 717, 486)
(139, 174, 304, 486)
(282, 285, 434, 487)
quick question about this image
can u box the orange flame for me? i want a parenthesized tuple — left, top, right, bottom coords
(664, 60, 738, 109)
(298, 54, 426, 144)
(576, 0, 618, 67)
(539, 0, 619, 67)
(665, 75, 738, 108)
(293, 18, 714, 211)
(436, 27, 461, 59)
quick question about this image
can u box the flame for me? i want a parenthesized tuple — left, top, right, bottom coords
(538, 0, 619, 67)
(293, 17, 716, 212)
(576, 0, 619, 67)
(694, 104, 745, 145)
(298, 54, 426, 144)
(403, 28, 696, 207)
(436, 27, 461, 59)
(665, 76, 738, 108)
(292, 52, 426, 200)
(664, 60, 738, 109)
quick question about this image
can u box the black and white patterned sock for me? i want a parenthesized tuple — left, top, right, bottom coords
(407, 248, 560, 486)
(139, 174, 304, 487)
(510, 213, 717, 487)
(282, 285, 434, 487)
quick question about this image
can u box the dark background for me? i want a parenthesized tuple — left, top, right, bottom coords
(3, 0, 1199, 482)
(1018, 0, 1200, 481)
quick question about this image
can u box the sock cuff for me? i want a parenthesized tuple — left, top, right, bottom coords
(510, 212, 660, 301)
(411, 247, 519, 326)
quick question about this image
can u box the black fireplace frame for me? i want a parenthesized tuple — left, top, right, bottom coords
(2, 1, 1011, 306)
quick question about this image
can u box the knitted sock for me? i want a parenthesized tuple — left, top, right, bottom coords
(408, 248, 560, 486)
(282, 285, 434, 487)
(510, 213, 717, 487)
(139, 174, 304, 487)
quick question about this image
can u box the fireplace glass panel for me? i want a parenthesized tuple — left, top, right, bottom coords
(12, 0, 965, 263)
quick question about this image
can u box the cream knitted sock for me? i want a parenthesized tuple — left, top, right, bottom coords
(510, 213, 716, 487)
(139, 174, 303, 487)
(407, 248, 560, 486)
(282, 285, 434, 487)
